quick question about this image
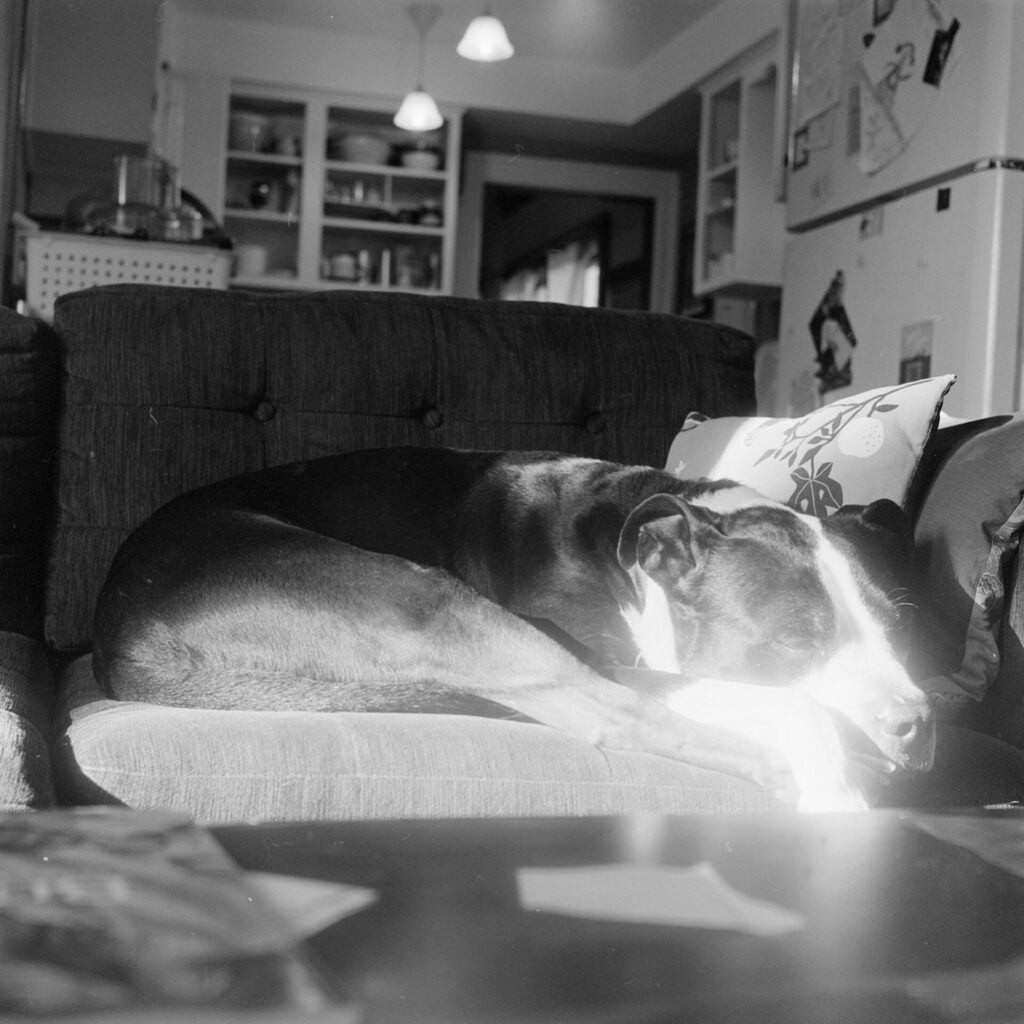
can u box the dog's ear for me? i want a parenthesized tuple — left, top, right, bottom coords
(831, 498, 915, 577)
(617, 493, 721, 577)
(834, 498, 914, 548)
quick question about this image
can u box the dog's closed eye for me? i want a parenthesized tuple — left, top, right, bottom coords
(746, 634, 828, 683)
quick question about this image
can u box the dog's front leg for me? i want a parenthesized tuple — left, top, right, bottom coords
(434, 597, 797, 803)
(661, 680, 871, 812)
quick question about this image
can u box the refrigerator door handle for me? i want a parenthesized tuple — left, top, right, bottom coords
(775, 0, 799, 204)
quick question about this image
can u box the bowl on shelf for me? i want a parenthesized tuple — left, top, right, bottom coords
(329, 133, 392, 165)
(399, 147, 442, 171)
(229, 111, 272, 153)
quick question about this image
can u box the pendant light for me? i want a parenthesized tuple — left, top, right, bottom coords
(394, 4, 444, 132)
(457, 8, 514, 62)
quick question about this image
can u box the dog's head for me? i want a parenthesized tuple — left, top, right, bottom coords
(617, 486, 935, 776)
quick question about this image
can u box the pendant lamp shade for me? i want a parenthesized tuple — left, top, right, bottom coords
(394, 89, 444, 132)
(457, 11, 514, 61)
(394, 4, 444, 132)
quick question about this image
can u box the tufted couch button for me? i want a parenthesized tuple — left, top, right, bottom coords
(252, 400, 277, 422)
(584, 411, 606, 435)
(420, 406, 444, 429)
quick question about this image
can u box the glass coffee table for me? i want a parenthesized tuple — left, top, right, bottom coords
(214, 809, 1024, 1023)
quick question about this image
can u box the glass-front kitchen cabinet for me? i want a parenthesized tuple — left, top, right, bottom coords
(694, 36, 784, 297)
(173, 80, 462, 294)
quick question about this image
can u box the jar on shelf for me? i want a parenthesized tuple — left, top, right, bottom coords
(417, 200, 443, 227)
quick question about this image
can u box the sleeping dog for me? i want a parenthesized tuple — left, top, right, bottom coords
(92, 447, 936, 811)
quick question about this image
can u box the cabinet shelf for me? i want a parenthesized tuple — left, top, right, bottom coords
(707, 160, 739, 180)
(225, 208, 299, 225)
(230, 273, 441, 297)
(323, 159, 446, 181)
(227, 150, 302, 167)
(231, 272, 304, 289)
(704, 206, 737, 221)
(321, 215, 444, 236)
(317, 281, 441, 295)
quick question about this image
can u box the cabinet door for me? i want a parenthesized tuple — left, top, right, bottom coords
(698, 77, 741, 288)
(694, 36, 784, 298)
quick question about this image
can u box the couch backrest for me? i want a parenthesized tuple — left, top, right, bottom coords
(44, 284, 756, 650)
(0, 307, 59, 639)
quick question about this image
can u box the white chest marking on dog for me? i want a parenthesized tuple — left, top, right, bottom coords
(622, 576, 680, 672)
(798, 514, 884, 647)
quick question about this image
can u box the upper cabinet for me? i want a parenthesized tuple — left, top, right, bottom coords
(24, 0, 160, 143)
(694, 36, 785, 297)
(175, 79, 462, 294)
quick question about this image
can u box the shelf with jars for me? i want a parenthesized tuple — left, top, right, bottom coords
(316, 103, 452, 291)
(216, 84, 461, 293)
(223, 92, 305, 283)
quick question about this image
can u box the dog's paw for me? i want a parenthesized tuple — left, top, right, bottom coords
(665, 679, 874, 813)
(791, 771, 872, 813)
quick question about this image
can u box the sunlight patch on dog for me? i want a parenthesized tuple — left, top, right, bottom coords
(622, 577, 680, 673)
(663, 679, 870, 813)
(791, 513, 935, 774)
(797, 514, 886, 647)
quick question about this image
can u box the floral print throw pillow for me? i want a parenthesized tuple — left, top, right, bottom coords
(666, 376, 956, 515)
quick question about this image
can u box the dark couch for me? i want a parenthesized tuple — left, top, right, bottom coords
(2, 284, 1023, 823)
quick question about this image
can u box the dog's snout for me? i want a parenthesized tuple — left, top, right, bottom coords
(879, 698, 935, 771)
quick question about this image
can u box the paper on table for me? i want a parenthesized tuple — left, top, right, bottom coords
(516, 861, 805, 937)
(243, 871, 378, 941)
(902, 813, 1024, 880)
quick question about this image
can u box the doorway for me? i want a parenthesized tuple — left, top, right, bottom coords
(457, 152, 679, 312)
(479, 185, 653, 310)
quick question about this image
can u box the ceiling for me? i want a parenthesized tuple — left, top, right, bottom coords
(174, 0, 723, 166)
(176, 1, 720, 69)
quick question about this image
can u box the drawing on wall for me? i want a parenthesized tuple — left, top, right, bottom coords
(794, 0, 844, 130)
(808, 270, 858, 395)
(859, 0, 961, 173)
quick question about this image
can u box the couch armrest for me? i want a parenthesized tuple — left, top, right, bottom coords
(0, 631, 56, 809)
(981, 552, 1024, 749)
(0, 307, 60, 639)
(909, 414, 1024, 720)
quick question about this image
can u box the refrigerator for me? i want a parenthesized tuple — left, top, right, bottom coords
(772, 0, 1024, 420)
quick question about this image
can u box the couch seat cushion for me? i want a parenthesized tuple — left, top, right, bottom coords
(53, 658, 775, 824)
